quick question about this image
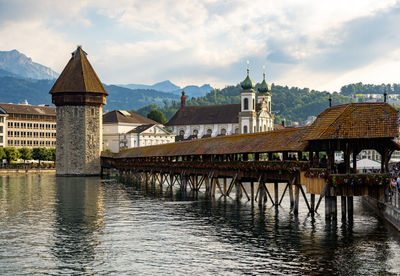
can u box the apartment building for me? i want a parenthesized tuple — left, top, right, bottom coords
(0, 103, 56, 148)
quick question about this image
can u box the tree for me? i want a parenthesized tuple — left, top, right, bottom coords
(147, 109, 167, 124)
(0, 147, 6, 161)
(4, 147, 20, 163)
(32, 147, 50, 164)
(18, 148, 32, 163)
(48, 148, 56, 162)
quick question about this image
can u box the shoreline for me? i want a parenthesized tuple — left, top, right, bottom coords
(0, 169, 56, 175)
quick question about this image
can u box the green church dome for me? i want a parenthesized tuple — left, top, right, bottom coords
(240, 68, 255, 90)
(258, 72, 271, 94)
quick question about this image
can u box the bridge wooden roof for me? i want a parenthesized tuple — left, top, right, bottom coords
(114, 127, 309, 158)
(305, 103, 398, 140)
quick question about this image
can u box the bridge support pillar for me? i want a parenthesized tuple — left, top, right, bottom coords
(223, 178, 227, 196)
(347, 196, 354, 222)
(258, 181, 265, 207)
(289, 182, 294, 208)
(250, 181, 254, 202)
(341, 196, 347, 221)
(310, 194, 315, 213)
(274, 182, 279, 206)
(294, 185, 300, 215)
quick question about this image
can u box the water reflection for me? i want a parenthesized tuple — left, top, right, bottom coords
(122, 180, 400, 274)
(52, 177, 105, 274)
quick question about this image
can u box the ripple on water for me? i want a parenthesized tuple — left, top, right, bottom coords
(0, 175, 399, 275)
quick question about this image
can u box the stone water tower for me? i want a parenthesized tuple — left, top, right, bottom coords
(50, 46, 108, 176)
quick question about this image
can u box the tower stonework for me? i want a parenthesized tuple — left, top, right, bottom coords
(50, 46, 108, 176)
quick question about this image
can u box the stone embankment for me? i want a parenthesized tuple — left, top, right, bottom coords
(362, 193, 400, 232)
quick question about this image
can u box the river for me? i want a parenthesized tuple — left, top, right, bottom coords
(0, 175, 399, 275)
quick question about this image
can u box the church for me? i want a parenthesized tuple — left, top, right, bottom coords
(166, 69, 276, 139)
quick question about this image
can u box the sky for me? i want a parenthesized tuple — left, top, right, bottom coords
(0, 0, 399, 92)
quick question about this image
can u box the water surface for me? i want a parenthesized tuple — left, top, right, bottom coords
(0, 175, 399, 275)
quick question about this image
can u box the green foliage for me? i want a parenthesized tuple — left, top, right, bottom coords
(147, 109, 167, 124)
(48, 148, 56, 162)
(0, 147, 6, 160)
(136, 83, 352, 125)
(340, 82, 400, 96)
(4, 147, 20, 163)
(32, 147, 50, 163)
(18, 148, 32, 162)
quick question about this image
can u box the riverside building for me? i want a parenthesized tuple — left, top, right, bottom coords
(103, 110, 175, 152)
(0, 103, 56, 148)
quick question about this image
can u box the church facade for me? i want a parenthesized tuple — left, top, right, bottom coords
(166, 70, 275, 140)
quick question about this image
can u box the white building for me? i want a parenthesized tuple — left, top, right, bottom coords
(102, 110, 175, 152)
(166, 69, 275, 140)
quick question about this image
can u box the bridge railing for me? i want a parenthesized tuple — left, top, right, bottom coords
(326, 173, 390, 187)
(388, 188, 400, 208)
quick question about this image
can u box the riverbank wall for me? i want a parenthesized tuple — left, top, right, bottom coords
(0, 169, 56, 175)
(362, 197, 400, 232)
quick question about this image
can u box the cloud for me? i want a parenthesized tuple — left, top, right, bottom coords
(0, 0, 399, 91)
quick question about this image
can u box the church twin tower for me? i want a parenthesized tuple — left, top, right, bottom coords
(238, 68, 274, 135)
(50, 46, 108, 176)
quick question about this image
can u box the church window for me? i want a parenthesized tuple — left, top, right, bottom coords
(264, 125, 267, 131)
(91, 108, 95, 116)
(243, 126, 248, 133)
(244, 98, 249, 110)
(221, 128, 226, 135)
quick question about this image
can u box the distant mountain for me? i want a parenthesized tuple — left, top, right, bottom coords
(0, 50, 59, 80)
(0, 76, 179, 110)
(121, 80, 180, 92)
(0, 68, 18, 78)
(178, 84, 213, 98)
(120, 80, 213, 98)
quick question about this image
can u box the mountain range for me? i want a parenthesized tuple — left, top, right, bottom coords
(0, 49, 213, 110)
(120, 80, 213, 98)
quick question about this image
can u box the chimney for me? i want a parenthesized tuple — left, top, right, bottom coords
(180, 91, 186, 109)
(281, 120, 285, 128)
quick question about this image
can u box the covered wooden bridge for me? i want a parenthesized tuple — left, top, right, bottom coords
(101, 103, 399, 221)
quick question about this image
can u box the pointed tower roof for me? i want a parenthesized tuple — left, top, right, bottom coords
(50, 46, 108, 95)
(240, 68, 255, 91)
(258, 72, 271, 95)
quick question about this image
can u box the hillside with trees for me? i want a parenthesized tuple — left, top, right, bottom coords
(135, 83, 351, 125)
(340, 83, 400, 96)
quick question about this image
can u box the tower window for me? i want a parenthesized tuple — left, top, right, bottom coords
(244, 98, 249, 110)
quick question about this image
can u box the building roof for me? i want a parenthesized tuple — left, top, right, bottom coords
(0, 103, 55, 116)
(166, 104, 241, 126)
(115, 127, 309, 158)
(305, 103, 399, 140)
(103, 110, 159, 125)
(127, 124, 155, 134)
(49, 46, 108, 95)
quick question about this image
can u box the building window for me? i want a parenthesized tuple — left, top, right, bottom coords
(0, 117, 3, 123)
(244, 98, 249, 110)
(193, 129, 198, 137)
(253, 99, 255, 110)
(179, 130, 185, 136)
(235, 128, 239, 134)
(0, 136, 3, 143)
(243, 126, 248, 134)
(207, 129, 212, 135)
(221, 128, 226, 135)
